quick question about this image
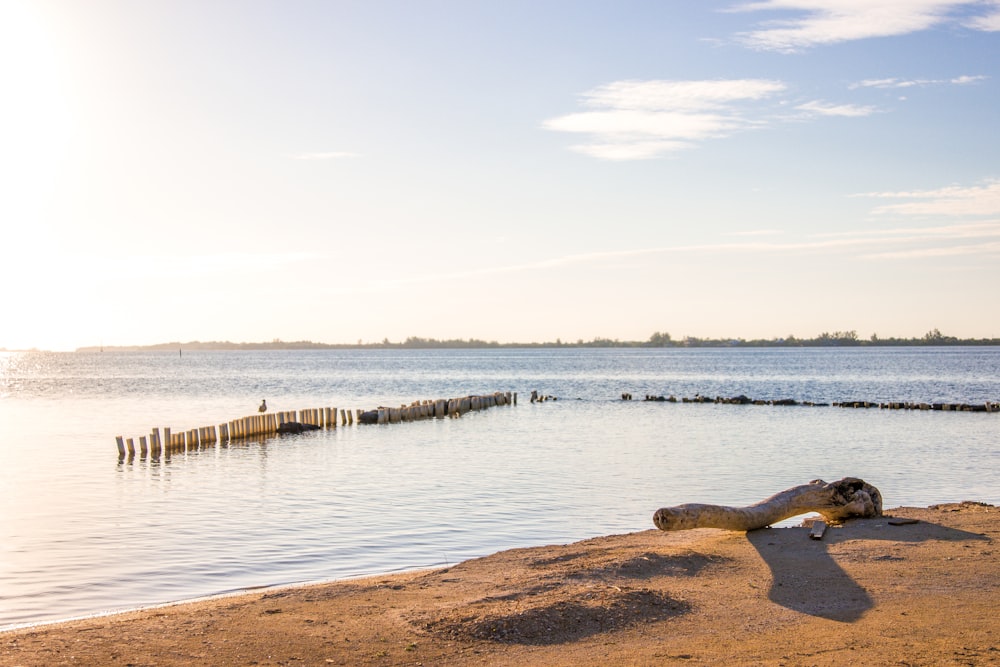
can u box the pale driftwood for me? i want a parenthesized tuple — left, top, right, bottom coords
(653, 478, 882, 532)
(809, 520, 828, 540)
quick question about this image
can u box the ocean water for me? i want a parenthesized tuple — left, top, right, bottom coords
(0, 347, 997, 629)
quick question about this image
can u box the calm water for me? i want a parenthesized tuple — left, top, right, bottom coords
(0, 347, 998, 629)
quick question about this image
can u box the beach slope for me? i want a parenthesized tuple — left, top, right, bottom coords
(2, 503, 996, 666)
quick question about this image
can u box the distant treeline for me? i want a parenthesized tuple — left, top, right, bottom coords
(74, 329, 1000, 352)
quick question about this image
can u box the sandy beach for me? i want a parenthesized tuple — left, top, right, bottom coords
(1, 502, 996, 666)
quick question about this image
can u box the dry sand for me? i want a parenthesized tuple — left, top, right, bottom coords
(1, 502, 997, 666)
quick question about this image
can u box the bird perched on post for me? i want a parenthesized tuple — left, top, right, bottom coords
(259, 399, 267, 413)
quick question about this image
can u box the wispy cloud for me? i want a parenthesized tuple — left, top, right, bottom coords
(728, 1, 996, 52)
(543, 78, 886, 159)
(331, 220, 1000, 295)
(851, 75, 988, 89)
(964, 1, 1000, 30)
(859, 179, 1000, 217)
(817, 221, 1000, 239)
(862, 240, 1000, 259)
(796, 100, 877, 117)
(291, 151, 361, 160)
(727, 229, 783, 237)
(542, 79, 786, 160)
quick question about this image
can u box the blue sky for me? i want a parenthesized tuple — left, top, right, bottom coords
(2, 0, 998, 349)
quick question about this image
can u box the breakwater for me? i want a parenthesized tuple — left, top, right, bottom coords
(115, 391, 516, 459)
(631, 393, 999, 412)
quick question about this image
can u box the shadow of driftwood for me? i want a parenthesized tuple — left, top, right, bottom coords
(746, 519, 988, 623)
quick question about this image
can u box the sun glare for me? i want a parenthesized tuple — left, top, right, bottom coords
(0, 3, 79, 351)
(0, 2, 73, 223)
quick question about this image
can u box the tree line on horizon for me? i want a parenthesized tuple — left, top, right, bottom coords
(72, 328, 1000, 352)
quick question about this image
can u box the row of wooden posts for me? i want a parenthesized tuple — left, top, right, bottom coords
(832, 400, 999, 412)
(631, 393, 999, 413)
(369, 391, 516, 424)
(115, 391, 517, 459)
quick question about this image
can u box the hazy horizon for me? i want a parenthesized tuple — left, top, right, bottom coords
(3, 328, 994, 353)
(3, 1, 998, 351)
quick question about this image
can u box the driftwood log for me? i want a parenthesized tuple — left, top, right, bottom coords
(653, 477, 882, 532)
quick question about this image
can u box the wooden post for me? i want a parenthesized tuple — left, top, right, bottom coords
(139, 435, 148, 456)
(116, 436, 126, 458)
(126, 438, 135, 456)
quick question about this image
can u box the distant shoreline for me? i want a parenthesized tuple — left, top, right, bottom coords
(73, 334, 1000, 352)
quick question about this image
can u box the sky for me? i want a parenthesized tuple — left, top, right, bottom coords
(1, 0, 999, 350)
